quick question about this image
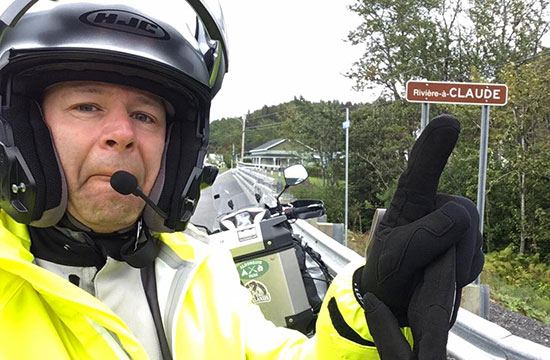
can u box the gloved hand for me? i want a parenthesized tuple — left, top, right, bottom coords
(359, 114, 484, 326)
(364, 246, 457, 360)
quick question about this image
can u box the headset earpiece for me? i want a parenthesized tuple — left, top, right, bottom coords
(0, 95, 66, 226)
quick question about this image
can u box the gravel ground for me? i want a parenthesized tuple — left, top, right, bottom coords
(447, 300, 549, 359)
(488, 299, 550, 348)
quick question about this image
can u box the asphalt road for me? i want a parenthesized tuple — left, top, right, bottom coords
(190, 170, 256, 233)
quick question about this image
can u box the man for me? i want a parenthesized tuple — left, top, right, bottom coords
(0, 1, 483, 359)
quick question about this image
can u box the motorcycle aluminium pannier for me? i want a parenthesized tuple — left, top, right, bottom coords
(210, 215, 331, 335)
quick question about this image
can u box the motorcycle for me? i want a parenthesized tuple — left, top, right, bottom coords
(208, 164, 332, 335)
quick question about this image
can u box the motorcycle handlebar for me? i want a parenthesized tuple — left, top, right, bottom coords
(284, 203, 324, 220)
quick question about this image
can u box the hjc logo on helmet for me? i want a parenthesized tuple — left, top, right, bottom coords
(79, 10, 170, 40)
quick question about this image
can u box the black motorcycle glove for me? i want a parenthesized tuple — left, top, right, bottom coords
(435, 193, 485, 325)
(364, 246, 457, 360)
(359, 114, 475, 326)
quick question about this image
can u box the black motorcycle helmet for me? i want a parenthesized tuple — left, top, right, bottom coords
(0, 0, 228, 232)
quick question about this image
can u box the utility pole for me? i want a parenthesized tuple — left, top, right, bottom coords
(231, 143, 234, 168)
(241, 115, 246, 163)
(342, 108, 350, 247)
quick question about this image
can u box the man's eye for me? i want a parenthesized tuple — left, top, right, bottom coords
(131, 113, 155, 123)
(75, 104, 99, 112)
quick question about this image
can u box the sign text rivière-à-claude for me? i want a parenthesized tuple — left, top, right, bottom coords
(406, 81, 508, 106)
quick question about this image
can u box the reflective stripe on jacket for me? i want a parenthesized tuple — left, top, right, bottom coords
(0, 210, 399, 359)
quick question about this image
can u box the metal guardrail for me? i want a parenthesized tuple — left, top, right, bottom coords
(237, 161, 282, 171)
(233, 167, 279, 206)
(292, 219, 550, 360)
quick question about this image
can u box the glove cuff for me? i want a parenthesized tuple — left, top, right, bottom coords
(352, 266, 365, 308)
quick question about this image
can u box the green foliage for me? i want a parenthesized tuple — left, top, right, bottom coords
(482, 245, 550, 323)
(287, 98, 347, 186)
(485, 55, 550, 254)
(347, 0, 470, 99)
(347, 100, 418, 227)
(467, 0, 549, 80)
(289, 180, 346, 224)
(304, 165, 322, 178)
(209, 117, 242, 165)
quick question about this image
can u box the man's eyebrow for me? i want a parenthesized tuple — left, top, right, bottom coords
(133, 94, 165, 109)
(65, 84, 164, 109)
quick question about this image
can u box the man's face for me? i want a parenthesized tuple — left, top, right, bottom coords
(42, 81, 167, 233)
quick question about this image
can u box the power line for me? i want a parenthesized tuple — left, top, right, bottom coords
(244, 107, 296, 123)
(246, 122, 286, 130)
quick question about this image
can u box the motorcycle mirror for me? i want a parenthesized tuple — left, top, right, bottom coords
(283, 164, 308, 187)
(275, 164, 309, 206)
(201, 165, 219, 190)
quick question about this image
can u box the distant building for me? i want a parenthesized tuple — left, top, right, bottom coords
(207, 153, 225, 168)
(247, 138, 316, 169)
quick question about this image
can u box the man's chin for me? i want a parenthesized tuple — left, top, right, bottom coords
(78, 213, 140, 233)
(67, 199, 144, 233)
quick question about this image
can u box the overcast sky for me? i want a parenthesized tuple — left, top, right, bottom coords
(210, 0, 371, 121)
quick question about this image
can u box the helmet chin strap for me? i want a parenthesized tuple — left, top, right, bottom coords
(120, 218, 160, 268)
(62, 211, 138, 234)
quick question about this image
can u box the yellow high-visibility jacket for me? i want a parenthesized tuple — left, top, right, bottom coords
(0, 211, 411, 359)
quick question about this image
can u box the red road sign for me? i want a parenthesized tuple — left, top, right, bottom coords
(406, 81, 508, 106)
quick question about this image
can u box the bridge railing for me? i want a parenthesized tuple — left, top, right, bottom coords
(233, 164, 282, 206)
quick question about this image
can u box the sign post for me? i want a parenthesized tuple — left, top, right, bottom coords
(477, 105, 490, 235)
(421, 103, 430, 132)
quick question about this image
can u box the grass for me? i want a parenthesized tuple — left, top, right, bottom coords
(481, 246, 550, 323)
(347, 230, 370, 257)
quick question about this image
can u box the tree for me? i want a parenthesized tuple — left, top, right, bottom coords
(467, 0, 550, 80)
(287, 98, 346, 186)
(495, 55, 550, 254)
(347, 0, 468, 99)
(209, 117, 242, 166)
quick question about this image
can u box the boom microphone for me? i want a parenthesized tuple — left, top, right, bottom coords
(110, 170, 138, 195)
(110, 170, 168, 219)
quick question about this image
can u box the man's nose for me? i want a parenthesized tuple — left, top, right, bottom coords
(100, 106, 136, 151)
